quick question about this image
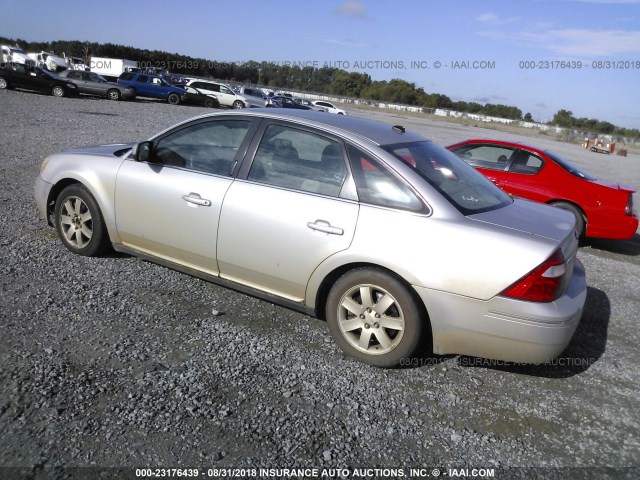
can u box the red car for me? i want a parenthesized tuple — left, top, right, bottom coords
(447, 139, 638, 240)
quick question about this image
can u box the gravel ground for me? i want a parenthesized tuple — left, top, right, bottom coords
(0, 90, 639, 479)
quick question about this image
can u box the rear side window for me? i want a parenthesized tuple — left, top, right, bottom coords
(137, 75, 149, 83)
(450, 144, 515, 171)
(248, 124, 347, 197)
(508, 150, 544, 174)
(347, 144, 423, 211)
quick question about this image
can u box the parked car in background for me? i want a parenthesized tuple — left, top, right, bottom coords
(58, 70, 135, 101)
(294, 97, 327, 112)
(237, 86, 275, 107)
(181, 86, 220, 108)
(27, 51, 69, 72)
(0, 62, 78, 97)
(34, 110, 586, 368)
(447, 139, 638, 240)
(272, 95, 312, 109)
(1, 44, 35, 66)
(186, 80, 247, 108)
(118, 72, 185, 104)
(312, 100, 347, 115)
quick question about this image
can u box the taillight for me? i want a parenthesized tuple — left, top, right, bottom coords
(500, 249, 566, 303)
(625, 194, 635, 216)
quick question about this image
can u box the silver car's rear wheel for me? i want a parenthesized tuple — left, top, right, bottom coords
(54, 185, 110, 256)
(107, 88, 121, 101)
(326, 268, 424, 367)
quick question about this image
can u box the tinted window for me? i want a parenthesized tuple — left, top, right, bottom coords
(383, 141, 512, 215)
(450, 144, 514, 171)
(68, 71, 82, 79)
(508, 150, 544, 174)
(248, 124, 347, 197)
(153, 120, 251, 175)
(137, 75, 149, 83)
(347, 144, 423, 211)
(545, 150, 596, 180)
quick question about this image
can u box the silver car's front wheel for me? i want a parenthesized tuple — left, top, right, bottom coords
(54, 185, 110, 256)
(326, 268, 425, 367)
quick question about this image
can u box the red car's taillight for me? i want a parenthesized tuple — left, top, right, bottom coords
(500, 249, 566, 303)
(625, 194, 635, 216)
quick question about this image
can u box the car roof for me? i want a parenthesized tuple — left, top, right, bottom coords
(185, 109, 426, 146)
(450, 138, 544, 154)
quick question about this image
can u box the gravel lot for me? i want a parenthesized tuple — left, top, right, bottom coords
(1, 90, 639, 479)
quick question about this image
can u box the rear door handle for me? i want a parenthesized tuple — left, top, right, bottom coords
(307, 219, 344, 235)
(182, 192, 211, 207)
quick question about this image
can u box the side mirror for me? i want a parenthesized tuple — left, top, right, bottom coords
(135, 141, 153, 162)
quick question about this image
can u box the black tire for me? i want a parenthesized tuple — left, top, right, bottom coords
(204, 98, 215, 108)
(54, 184, 110, 256)
(232, 100, 244, 109)
(167, 93, 180, 105)
(0, 77, 8, 89)
(52, 85, 65, 97)
(326, 268, 425, 367)
(107, 88, 121, 101)
(550, 201, 585, 237)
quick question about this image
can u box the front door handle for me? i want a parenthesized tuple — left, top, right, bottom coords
(182, 192, 211, 207)
(307, 219, 344, 235)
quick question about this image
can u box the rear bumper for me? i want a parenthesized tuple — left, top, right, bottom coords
(414, 258, 587, 364)
(587, 214, 638, 240)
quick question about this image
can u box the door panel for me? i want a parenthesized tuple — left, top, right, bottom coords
(115, 160, 231, 274)
(217, 181, 358, 301)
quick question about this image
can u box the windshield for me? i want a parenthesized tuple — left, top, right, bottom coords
(545, 150, 596, 180)
(39, 68, 60, 79)
(382, 141, 512, 215)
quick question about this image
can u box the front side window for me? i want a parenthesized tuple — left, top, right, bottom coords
(137, 75, 149, 83)
(153, 120, 251, 175)
(248, 124, 347, 197)
(347, 144, 423, 211)
(383, 141, 512, 215)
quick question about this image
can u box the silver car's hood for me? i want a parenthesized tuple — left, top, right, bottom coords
(469, 198, 575, 243)
(62, 143, 134, 157)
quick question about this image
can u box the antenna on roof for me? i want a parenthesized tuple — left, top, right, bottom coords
(392, 125, 406, 133)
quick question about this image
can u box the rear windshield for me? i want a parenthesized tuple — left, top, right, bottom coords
(382, 141, 512, 215)
(545, 150, 596, 181)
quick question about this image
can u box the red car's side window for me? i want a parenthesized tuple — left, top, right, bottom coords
(508, 150, 544, 175)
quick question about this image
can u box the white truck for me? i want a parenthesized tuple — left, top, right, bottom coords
(63, 54, 90, 71)
(90, 57, 140, 82)
(1, 44, 35, 65)
(27, 51, 69, 72)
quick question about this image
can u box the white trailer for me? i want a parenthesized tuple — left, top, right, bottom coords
(90, 57, 140, 81)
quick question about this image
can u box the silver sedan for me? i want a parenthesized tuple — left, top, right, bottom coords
(34, 110, 586, 367)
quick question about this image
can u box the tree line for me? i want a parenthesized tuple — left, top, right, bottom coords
(2, 37, 638, 138)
